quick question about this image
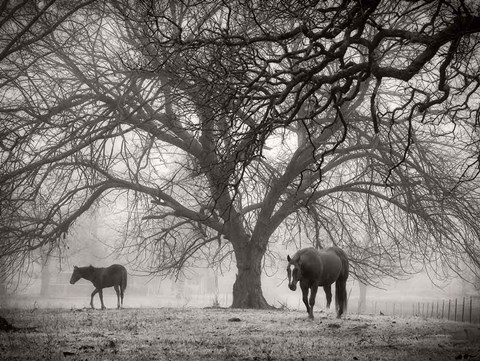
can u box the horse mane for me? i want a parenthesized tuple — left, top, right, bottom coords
(74, 265, 95, 276)
(290, 247, 317, 262)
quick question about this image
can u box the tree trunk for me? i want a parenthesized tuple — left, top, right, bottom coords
(231, 243, 272, 309)
(357, 281, 367, 314)
(40, 258, 51, 297)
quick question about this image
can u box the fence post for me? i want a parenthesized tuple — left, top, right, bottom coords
(448, 299, 451, 320)
(442, 300, 445, 319)
(462, 297, 465, 323)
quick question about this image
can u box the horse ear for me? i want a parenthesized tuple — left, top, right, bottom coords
(74, 266, 78, 269)
(287, 255, 291, 263)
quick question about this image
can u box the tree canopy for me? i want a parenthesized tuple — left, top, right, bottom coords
(1, 0, 480, 306)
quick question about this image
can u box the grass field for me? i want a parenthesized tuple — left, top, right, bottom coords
(1, 307, 479, 360)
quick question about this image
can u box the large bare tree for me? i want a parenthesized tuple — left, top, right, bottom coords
(2, 0, 480, 307)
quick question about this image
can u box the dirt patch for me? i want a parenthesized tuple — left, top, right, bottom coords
(0, 307, 478, 360)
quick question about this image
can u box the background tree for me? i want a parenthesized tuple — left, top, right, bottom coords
(0, 0, 97, 288)
(0, 0, 95, 62)
(1, 0, 480, 308)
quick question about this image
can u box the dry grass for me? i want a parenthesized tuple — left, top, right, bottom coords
(0, 307, 479, 360)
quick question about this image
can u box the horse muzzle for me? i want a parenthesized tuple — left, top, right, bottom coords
(288, 283, 297, 291)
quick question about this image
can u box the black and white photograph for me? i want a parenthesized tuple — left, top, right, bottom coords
(1, 1, 480, 359)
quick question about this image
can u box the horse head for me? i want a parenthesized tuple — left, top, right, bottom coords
(69, 266, 81, 284)
(286, 255, 301, 291)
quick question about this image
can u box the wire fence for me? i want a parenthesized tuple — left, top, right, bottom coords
(358, 296, 480, 323)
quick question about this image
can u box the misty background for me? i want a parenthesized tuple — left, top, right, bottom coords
(1, 201, 477, 318)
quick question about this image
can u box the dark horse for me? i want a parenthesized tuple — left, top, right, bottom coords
(70, 264, 127, 309)
(287, 247, 349, 319)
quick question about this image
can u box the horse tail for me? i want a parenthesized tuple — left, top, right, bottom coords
(332, 247, 349, 317)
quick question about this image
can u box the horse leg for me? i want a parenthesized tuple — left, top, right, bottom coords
(323, 284, 332, 309)
(114, 285, 120, 309)
(99, 289, 106, 310)
(300, 284, 311, 318)
(90, 289, 99, 309)
(309, 285, 318, 320)
(120, 287, 124, 308)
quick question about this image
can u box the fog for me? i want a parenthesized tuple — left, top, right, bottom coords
(1, 248, 476, 316)
(1, 205, 478, 321)
(0, 262, 476, 319)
